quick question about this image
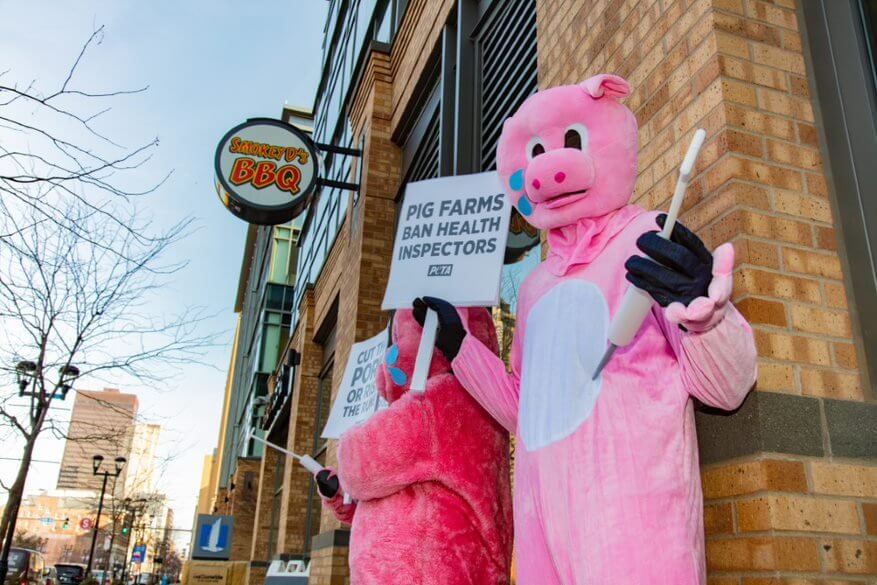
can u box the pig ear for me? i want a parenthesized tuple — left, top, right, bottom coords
(580, 74, 631, 100)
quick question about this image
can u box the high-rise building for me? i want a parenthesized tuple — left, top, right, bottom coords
(56, 388, 138, 495)
(124, 423, 161, 496)
(195, 454, 216, 517)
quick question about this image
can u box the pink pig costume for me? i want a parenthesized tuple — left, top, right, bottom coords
(450, 75, 758, 584)
(321, 308, 513, 585)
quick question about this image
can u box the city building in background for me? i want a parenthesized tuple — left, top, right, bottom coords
(6, 385, 175, 582)
(10, 489, 115, 567)
(194, 0, 877, 584)
(126, 498, 174, 584)
(56, 389, 138, 496)
(188, 453, 218, 555)
(124, 424, 162, 495)
(195, 454, 216, 517)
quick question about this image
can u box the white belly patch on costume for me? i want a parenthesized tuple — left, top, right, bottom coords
(519, 279, 609, 451)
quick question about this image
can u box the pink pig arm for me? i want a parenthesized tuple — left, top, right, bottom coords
(318, 469, 357, 524)
(337, 394, 435, 501)
(663, 305, 757, 410)
(658, 244, 758, 410)
(452, 334, 520, 433)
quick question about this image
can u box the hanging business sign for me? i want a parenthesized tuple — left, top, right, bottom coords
(215, 118, 320, 225)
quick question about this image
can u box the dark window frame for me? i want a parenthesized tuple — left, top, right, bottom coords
(800, 0, 877, 396)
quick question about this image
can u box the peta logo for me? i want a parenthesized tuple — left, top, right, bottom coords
(427, 264, 453, 277)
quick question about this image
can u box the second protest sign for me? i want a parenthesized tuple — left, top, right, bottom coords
(321, 328, 389, 440)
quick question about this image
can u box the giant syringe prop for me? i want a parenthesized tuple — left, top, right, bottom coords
(591, 128, 707, 381)
(249, 432, 353, 504)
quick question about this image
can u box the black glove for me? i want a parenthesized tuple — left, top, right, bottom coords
(315, 469, 339, 499)
(624, 214, 713, 307)
(412, 296, 466, 360)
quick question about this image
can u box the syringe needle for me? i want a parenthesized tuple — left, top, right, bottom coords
(592, 343, 617, 381)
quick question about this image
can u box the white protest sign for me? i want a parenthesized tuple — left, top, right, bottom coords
(321, 328, 390, 440)
(381, 171, 512, 310)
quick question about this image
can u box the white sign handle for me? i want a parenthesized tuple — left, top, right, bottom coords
(249, 432, 325, 474)
(410, 308, 438, 393)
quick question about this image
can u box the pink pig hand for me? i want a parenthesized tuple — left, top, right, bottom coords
(664, 243, 735, 333)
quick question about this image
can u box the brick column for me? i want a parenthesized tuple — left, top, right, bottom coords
(226, 457, 260, 562)
(537, 0, 875, 581)
(277, 289, 325, 558)
(249, 446, 279, 579)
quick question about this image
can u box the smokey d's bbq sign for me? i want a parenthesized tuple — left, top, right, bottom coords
(215, 118, 320, 224)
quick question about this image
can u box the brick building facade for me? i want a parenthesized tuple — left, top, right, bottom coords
(204, 0, 876, 583)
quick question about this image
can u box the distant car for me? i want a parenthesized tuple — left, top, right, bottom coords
(5, 548, 50, 585)
(54, 564, 86, 585)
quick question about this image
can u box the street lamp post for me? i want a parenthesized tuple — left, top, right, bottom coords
(86, 455, 126, 580)
(0, 362, 79, 585)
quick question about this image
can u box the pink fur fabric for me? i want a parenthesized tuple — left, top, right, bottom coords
(451, 75, 758, 584)
(321, 308, 513, 585)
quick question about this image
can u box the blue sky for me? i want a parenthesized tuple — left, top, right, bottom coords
(0, 0, 328, 527)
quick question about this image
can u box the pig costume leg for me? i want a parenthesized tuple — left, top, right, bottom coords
(437, 75, 757, 584)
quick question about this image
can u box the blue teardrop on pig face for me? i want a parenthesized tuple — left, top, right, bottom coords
(518, 195, 533, 216)
(509, 169, 525, 191)
(389, 366, 408, 386)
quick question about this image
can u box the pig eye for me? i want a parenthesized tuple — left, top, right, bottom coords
(564, 124, 589, 151)
(526, 137, 546, 161)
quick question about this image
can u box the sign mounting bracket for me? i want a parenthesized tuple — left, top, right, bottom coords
(315, 142, 362, 157)
(316, 178, 360, 192)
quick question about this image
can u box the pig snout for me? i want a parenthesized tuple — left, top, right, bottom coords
(525, 149, 596, 203)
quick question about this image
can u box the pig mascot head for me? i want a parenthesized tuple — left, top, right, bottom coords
(377, 307, 500, 403)
(497, 74, 638, 230)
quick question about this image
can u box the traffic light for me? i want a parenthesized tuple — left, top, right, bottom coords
(121, 526, 129, 536)
(62, 517, 70, 530)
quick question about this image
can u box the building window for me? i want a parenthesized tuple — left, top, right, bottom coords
(802, 0, 877, 393)
(292, 0, 410, 337)
(860, 0, 877, 90)
(402, 85, 441, 184)
(474, 0, 539, 171)
(374, 0, 393, 44)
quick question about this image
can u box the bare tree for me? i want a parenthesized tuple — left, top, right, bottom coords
(0, 197, 212, 577)
(0, 25, 170, 242)
(0, 26, 213, 580)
